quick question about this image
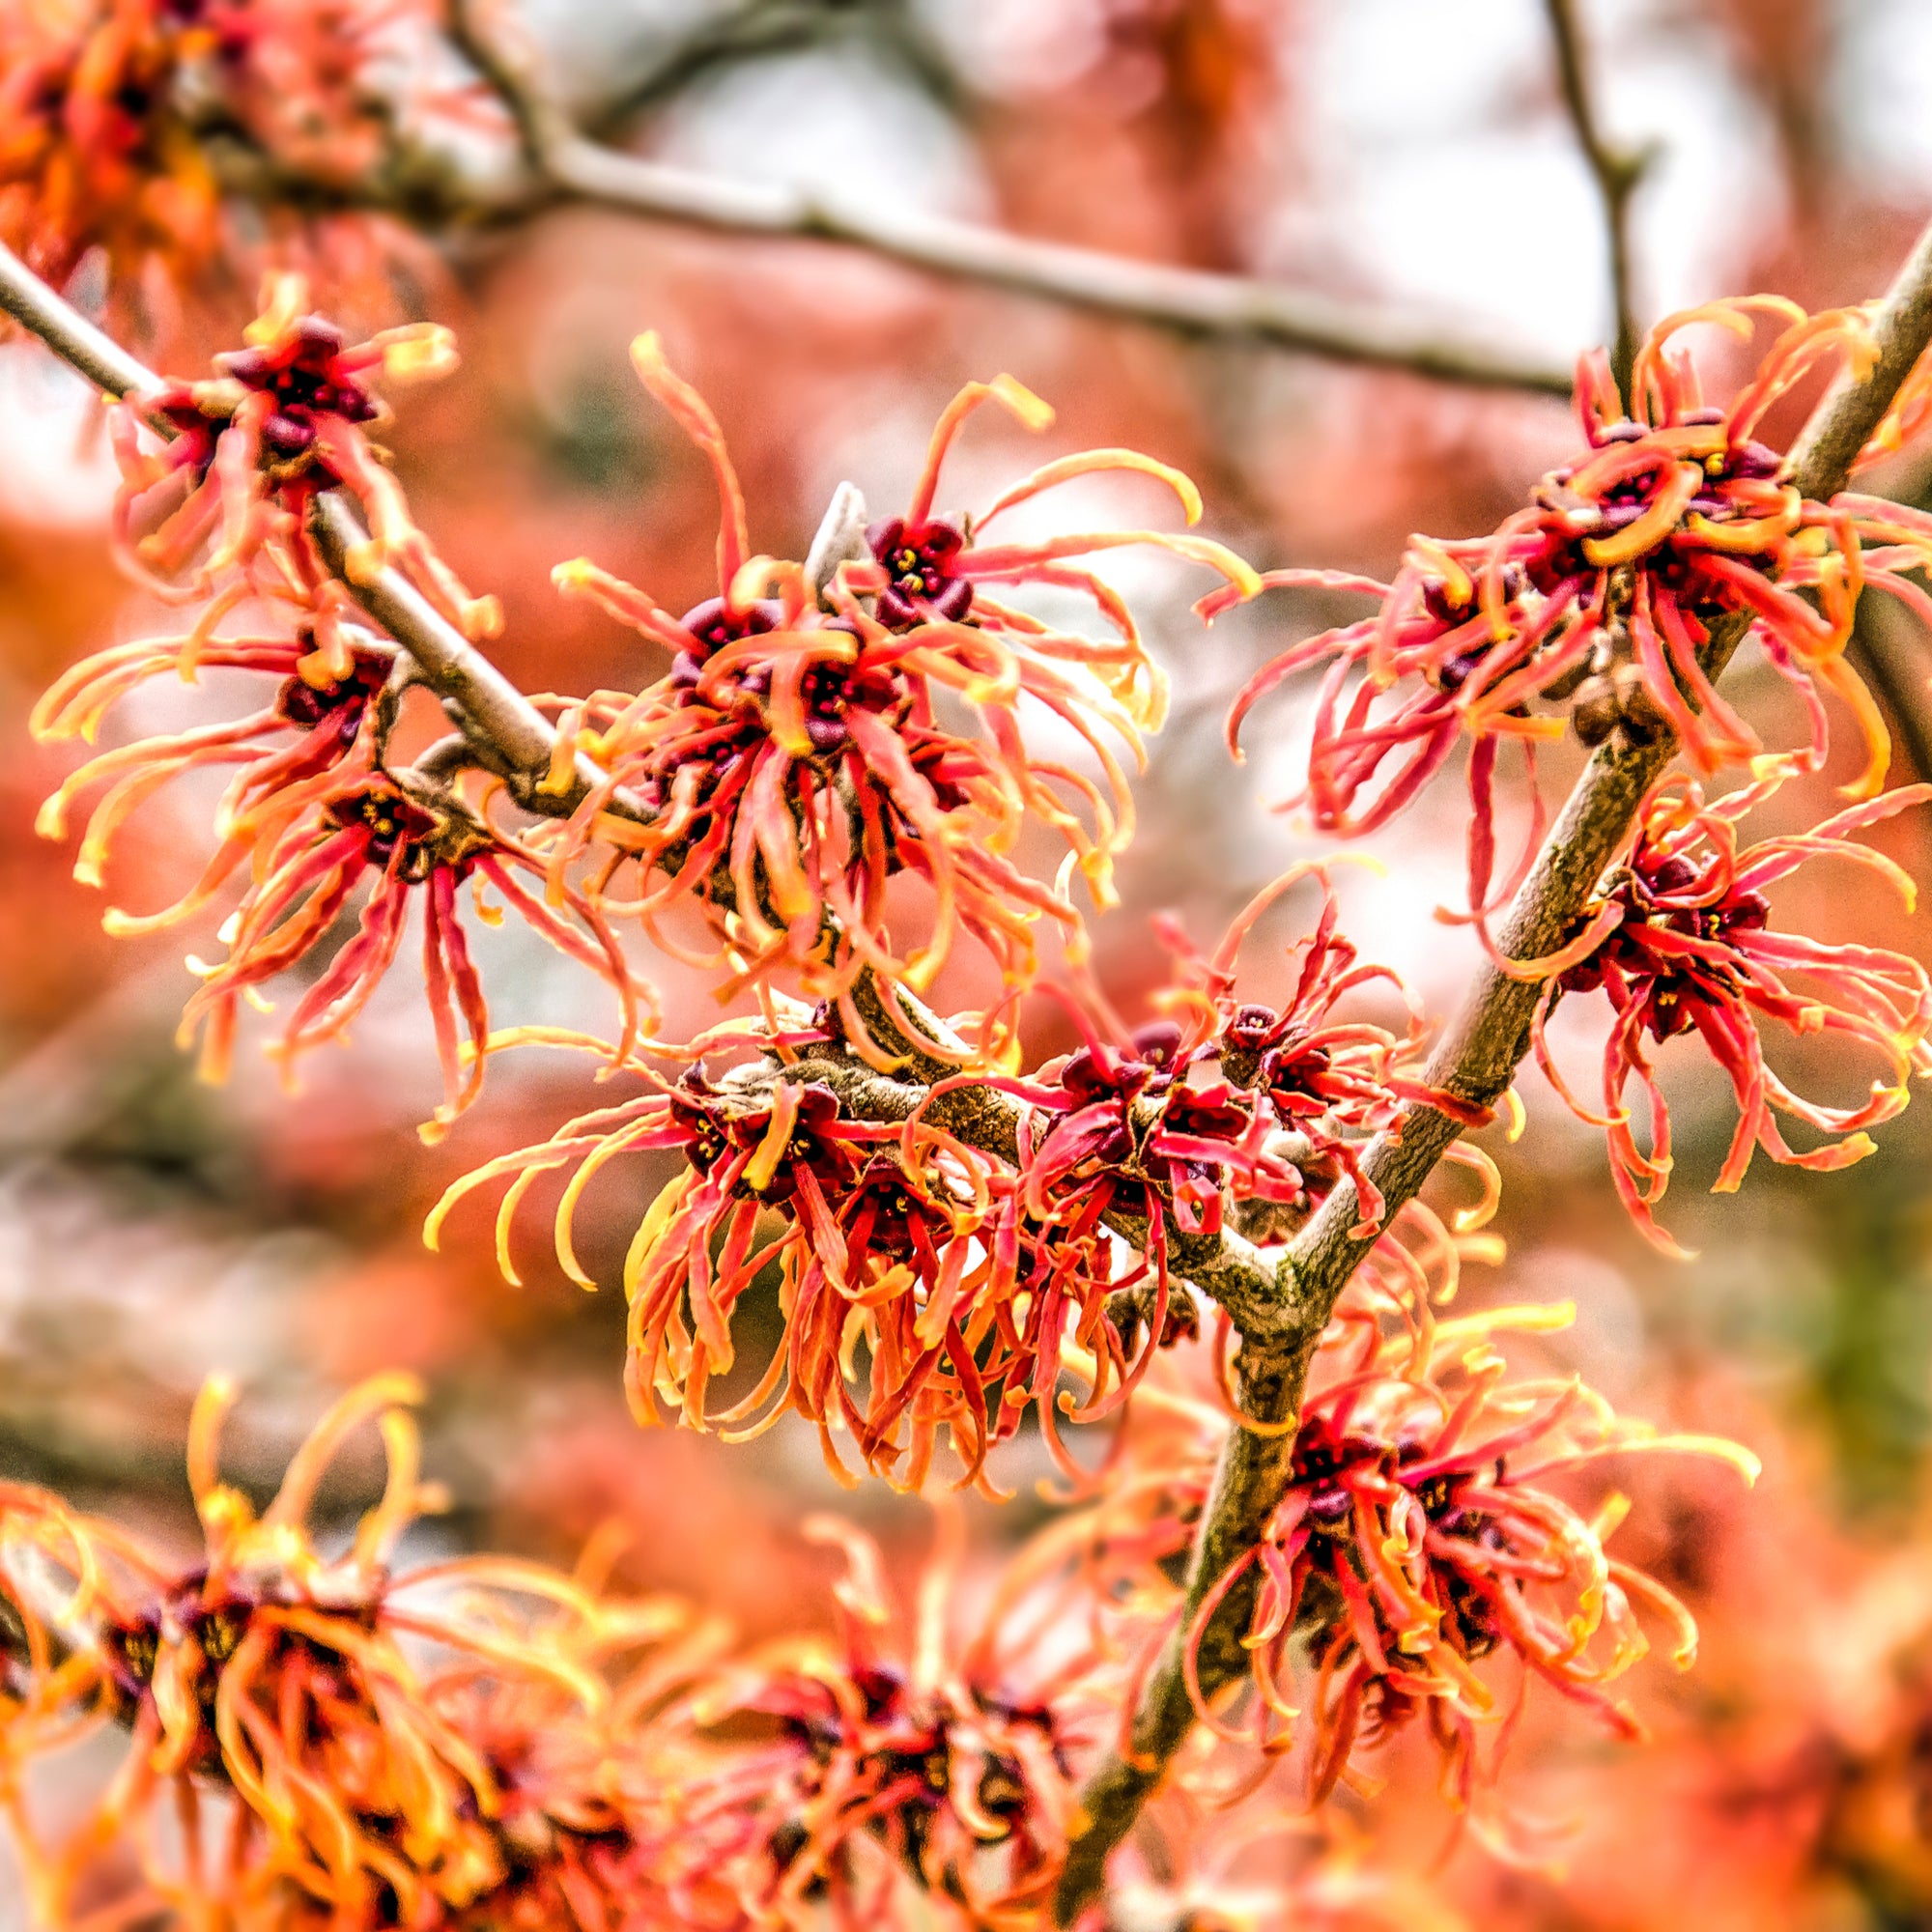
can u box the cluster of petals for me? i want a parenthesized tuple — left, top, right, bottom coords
(1221, 298, 1932, 916)
(430, 870, 1492, 1489)
(1084, 1304, 1756, 1830)
(430, 1049, 1014, 1488)
(676, 1514, 1103, 1928)
(1516, 769, 1932, 1253)
(430, 1037, 1146, 1492)
(110, 273, 501, 642)
(33, 290, 652, 1131)
(0, 1374, 746, 1930)
(0, 1380, 1142, 1932)
(0, 0, 436, 321)
(539, 335, 1259, 1062)
(35, 639, 639, 1132)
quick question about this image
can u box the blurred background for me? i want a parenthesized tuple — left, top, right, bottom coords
(8, 0, 1932, 1924)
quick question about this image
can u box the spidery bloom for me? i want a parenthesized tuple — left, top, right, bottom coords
(845, 370, 1260, 731)
(430, 1062, 1032, 1488)
(432, 872, 1496, 1486)
(1094, 1305, 1755, 1833)
(433, 1034, 1158, 1492)
(1219, 300, 1932, 916)
(0, 1374, 724, 1929)
(680, 1514, 1100, 1928)
(951, 872, 1498, 1407)
(71, 753, 641, 1131)
(1512, 772, 1932, 1254)
(545, 337, 1258, 1060)
(1153, 865, 1493, 1226)
(33, 612, 397, 878)
(112, 272, 502, 641)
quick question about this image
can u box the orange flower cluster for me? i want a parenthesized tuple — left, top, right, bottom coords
(1072, 1305, 1756, 1841)
(0, 0, 435, 323)
(1223, 300, 1932, 917)
(0, 1376, 750, 1929)
(0, 1379, 1151, 1931)
(32, 280, 643, 1131)
(1522, 771, 1932, 1253)
(429, 871, 1482, 1490)
(542, 338, 1257, 1060)
(109, 273, 499, 639)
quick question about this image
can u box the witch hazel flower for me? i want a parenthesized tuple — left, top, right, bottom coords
(1217, 299, 1932, 917)
(31, 608, 649, 1136)
(111, 272, 501, 640)
(681, 1514, 1099, 1927)
(32, 611, 398, 875)
(1094, 1305, 1756, 1833)
(81, 761, 640, 1134)
(1154, 865, 1495, 1230)
(543, 336, 1258, 1062)
(0, 1375, 716, 1930)
(847, 369, 1262, 732)
(1511, 770, 1932, 1254)
(433, 977, 1322, 1492)
(429, 1060, 1026, 1488)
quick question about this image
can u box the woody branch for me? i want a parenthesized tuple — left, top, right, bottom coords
(398, 0, 1574, 398)
(0, 234, 1301, 1354)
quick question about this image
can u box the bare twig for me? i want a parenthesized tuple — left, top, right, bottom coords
(1853, 594, 1932, 782)
(1048, 212, 1932, 1920)
(582, 0, 963, 140)
(442, 0, 1572, 397)
(0, 254, 161, 399)
(1545, 0, 1651, 405)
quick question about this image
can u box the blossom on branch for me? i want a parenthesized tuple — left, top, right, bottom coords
(33, 613, 398, 872)
(1517, 771, 1932, 1254)
(546, 337, 1257, 1058)
(42, 707, 643, 1131)
(430, 868, 1493, 1487)
(1096, 1305, 1755, 1833)
(430, 1061, 1023, 1487)
(112, 273, 502, 640)
(848, 369, 1261, 731)
(1220, 299, 1932, 915)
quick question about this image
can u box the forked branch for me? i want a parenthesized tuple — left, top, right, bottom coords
(1546, 0, 1651, 404)
(442, 0, 1572, 396)
(9, 214, 1932, 1925)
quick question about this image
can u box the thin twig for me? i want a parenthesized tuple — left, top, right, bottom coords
(0, 254, 161, 399)
(1545, 0, 1650, 406)
(443, 0, 1572, 397)
(1048, 212, 1932, 1921)
(1853, 593, 1932, 782)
